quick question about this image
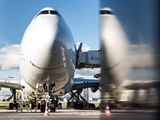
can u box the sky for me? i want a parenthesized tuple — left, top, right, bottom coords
(0, 0, 99, 48)
(0, 0, 100, 97)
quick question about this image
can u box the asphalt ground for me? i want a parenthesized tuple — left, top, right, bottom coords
(0, 109, 158, 120)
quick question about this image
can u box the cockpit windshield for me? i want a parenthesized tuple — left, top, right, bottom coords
(38, 10, 48, 15)
(100, 10, 113, 15)
(50, 10, 60, 15)
(36, 10, 60, 17)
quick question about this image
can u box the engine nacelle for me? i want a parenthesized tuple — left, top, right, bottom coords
(91, 87, 99, 93)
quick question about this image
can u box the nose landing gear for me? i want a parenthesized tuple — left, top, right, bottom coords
(40, 84, 58, 113)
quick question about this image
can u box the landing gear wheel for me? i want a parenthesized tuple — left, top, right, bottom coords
(74, 102, 84, 109)
(40, 100, 46, 113)
(50, 100, 56, 112)
(58, 103, 62, 109)
(31, 102, 35, 109)
(9, 103, 13, 109)
(50, 106, 56, 112)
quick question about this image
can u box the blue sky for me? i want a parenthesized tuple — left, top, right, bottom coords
(0, 0, 100, 78)
(0, 0, 99, 49)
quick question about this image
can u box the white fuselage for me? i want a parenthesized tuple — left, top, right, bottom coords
(19, 8, 76, 96)
(100, 8, 129, 89)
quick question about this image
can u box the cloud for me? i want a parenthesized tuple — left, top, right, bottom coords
(0, 44, 20, 70)
(76, 42, 90, 52)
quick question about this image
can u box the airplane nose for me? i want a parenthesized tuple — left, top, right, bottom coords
(36, 29, 56, 55)
(34, 17, 61, 55)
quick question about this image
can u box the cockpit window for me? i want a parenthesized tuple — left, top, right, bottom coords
(50, 10, 60, 16)
(38, 10, 49, 15)
(100, 10, 113, 15)
(36, 10, 60, 18)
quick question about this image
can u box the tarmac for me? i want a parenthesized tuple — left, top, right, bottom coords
(0, 108, 158, 120)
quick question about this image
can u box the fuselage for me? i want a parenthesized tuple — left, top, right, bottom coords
(100, 7, 129, 89)
(19, 7, 76, 95)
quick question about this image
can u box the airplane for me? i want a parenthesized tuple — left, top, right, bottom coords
(100, 7, 159, 109)
(100, 7, 129, 91)
(0, 7, 100, 112)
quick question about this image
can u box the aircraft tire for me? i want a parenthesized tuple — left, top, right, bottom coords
(50, 105, 56, 112)
(40, 100, 46, 113)
(9, 103, 13, 109)
(58, 103, 62, 109)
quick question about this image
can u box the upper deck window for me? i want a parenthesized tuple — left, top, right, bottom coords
(100, 10, 113, 15)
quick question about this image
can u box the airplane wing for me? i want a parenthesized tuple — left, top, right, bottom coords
(0, 77, 100, 94)
(72, 78, 100, 91)
(0, 78, 21, 89)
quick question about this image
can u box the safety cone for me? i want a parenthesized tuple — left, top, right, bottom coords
(105, 104, 111, 116)
(44, 103, 50, 116)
